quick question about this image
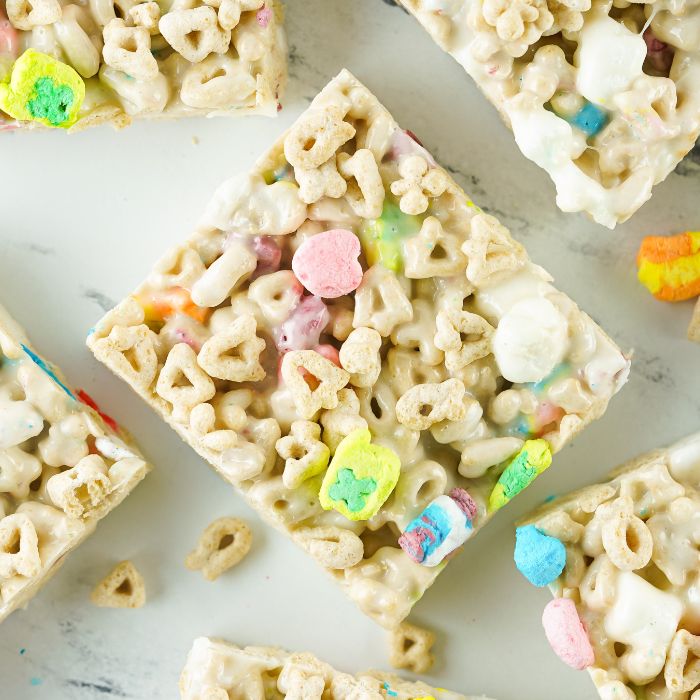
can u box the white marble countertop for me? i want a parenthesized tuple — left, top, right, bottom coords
(0, 1, 698, 698)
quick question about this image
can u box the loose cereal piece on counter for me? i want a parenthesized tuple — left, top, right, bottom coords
(689, 299, 700, 343)
(88, 70, 628, 628)
(389, 621, 435, 674)
(0, 1, 285, 130)
(179, 637, 490, 700)
(0, 302, 150, 623)
(291, 229, 363, 298)
(489, 439, 552, 513)
(399, 488, 477, 566)
(0, 49, 84, 127)
(319, 429, 401, 521)
(637, 231, 700, 302)
(185, 517, 252, 581)
(397, 1, 700, 228)
(91, 560, 146, 608)
(518, 432, 700, 699)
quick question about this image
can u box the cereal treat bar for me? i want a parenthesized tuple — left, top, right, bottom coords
(0, 303, 150, 622)
(516, 432, 700, 699)
(397, 0, 700, 228)
(0, 0, 285, 131)
(179, 637, 493, 699)
(87, 69, 629, 628)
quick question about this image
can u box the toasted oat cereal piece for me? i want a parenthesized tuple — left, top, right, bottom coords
(689, 299, 700, 344)
(179, 637, 491, 700)
(389, 621, 435, 674)
(397, 1, 700, 228)
(0, 303, 149, 623)
(88, 70, 628, 629)
(91, 560, 146, 608)
(185, 517, 252, 581)
(0, 1, 285, 131)
(517, 432, 700, 699)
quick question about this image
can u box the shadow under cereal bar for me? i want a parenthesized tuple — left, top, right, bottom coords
(88, 69, 629, 629)
(397, 0, 700, 228)
(179, 637, 494, 699)
(517, 432, 700, 699)
(0, 0, 285, 131)
(0, 303, 150, 622)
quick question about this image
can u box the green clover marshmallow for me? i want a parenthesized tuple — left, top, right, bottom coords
(0, 49, 85, 128)
(319, 428, 401, 521)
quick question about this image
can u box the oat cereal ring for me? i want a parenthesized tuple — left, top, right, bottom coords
(185, 517, 252, 581)
(280, 350, 350, 420)
(434, 308, 494, 373)
(189, 403, 238, 453)
(181, 55, 257, 110)
(338, 327, 382, 388)
(6, 0, 61, 31)
(0, 512, 40, 579)
(403, 216, 468, 278)
(293, 525, 364, 570)
(388, 621, 435, 674)
(294, 156, 347, 205)
(156, 343, 216, 422)
(462, 213, 527, 285)
(664, 629, 700, 693)
(597, 497, 653, 571)
(129, 1, 160, 33)
(158, 6, 230, 63)
(202, 0, 262, 32)
(353, 264, 413, 337)
(46, 454, 112, 519)
(319, 387, 368, 453)
(197, 314, 266, 383)
(275, 420, 330, 490)
(389, 155, 449, 216)
(395, 378, 467, 431)
(90, 324, 158, 391)
(336, 149, 385, 219)
(102, 18, 159, 80)
(284, 106, 355, 170)
(391, 299, 443, 367)
(91, 560, 145, 608)
(248, 271, 302, 327)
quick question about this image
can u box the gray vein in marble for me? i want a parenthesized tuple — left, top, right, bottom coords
(65, 679, 127, 697)
(7, 239, 56, 256)
(83, 289, 117, 312)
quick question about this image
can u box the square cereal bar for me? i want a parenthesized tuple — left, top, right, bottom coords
(0, 303, 150, 621)
(0, 0, 285, 131)
(397, 0, 700, 228)
(88, 69, 629, 628)
(179, 637, 493, 699)
(516, 432, 700, 699)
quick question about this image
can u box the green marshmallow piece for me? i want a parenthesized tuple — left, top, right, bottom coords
(488, 439, 552, 513)
(319, 428, 401, 521)
(0, 49, 85, 128)
(359, 200, 422, 272)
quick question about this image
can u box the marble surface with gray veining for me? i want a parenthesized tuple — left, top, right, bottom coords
(0, 1, 698, 698)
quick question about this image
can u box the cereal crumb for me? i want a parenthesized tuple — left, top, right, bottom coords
(388, 621, 435, 673)
(192, 136, 199, 145)
(91, 561, 145, 608)
(185, 517, 252, 581)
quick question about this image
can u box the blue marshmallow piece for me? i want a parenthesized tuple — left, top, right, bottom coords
(569, 101, 608, 138)
(514, 524, 566, 587)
